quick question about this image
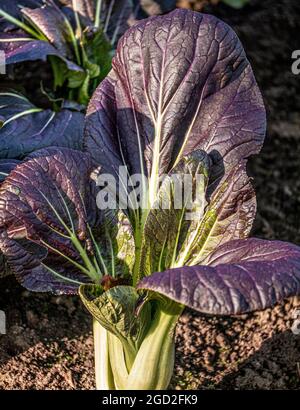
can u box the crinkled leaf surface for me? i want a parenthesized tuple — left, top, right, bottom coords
(85, 9, 266, 206)
(0, 159, 20, 182)
(100, 210, 135, 277)
(0, 147, 99, 293)
(176, 160, 256, 266)
(79, 284, 150, 348)
(0, 154, 20, 276)
(140, 150, 211, 276)
(137, 238, 300, 314)
(0, 93, 84, 159)
(138, 152, 255, 280)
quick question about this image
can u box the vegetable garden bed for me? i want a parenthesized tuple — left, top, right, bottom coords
(0, 0, 300, 390)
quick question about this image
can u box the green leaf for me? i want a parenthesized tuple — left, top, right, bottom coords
(79, 284, 151, 360)
(107, 210, 136, 277)
(92, 210, 135, 279)
(86, 60, 101, 79)
(67, 70, 86, 89)
(125, 300, 182, 389)
(49, 56, 69, 89)
(78, 73, 91, 105)
(135, 152, 256, 282)
(88, 30, 112, 80)
(176, 162, 256, 267)
(138, 150, 210, 279)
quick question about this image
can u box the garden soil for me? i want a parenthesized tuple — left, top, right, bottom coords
(0, 0, 300, 390)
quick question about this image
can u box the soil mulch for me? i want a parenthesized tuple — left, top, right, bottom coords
(0, 0, 300, 390)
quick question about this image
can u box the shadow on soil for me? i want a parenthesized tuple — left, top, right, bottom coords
(0, 276, 91, 366)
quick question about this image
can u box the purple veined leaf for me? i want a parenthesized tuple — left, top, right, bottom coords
(85, 9, 266, 207)
(0, 90, 38, 118)
(0, 159, 20, 182)
(0, 151, 20, 277)
(0, 230, 87, 292)
(0, 32, 82, 71)
(84, 73, 123, 182)
(200, 237, 300, 266)
(0, 92, 84, 159)
(137, 238, 300, 315)
(0, 147, 100, 293)
(20, 1, 74, 58)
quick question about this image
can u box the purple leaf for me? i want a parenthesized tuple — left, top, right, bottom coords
(0, 147, 98, 293)
(0, 93, 84, 159)
(0, 159, 20, 182)
(85, 9, 266, 189)
(0, 33, 82, 71)
(21, 2, 73, 58)
(137, 238, 300, 314)
(0, 230, 85, 293)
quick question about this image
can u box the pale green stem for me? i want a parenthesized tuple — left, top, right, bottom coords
(105, 228, 115, 277)
(93, 304, 182, 390)
(124, 306, 183, 390)
(70, 233, 99, 281)
(87, 225, 108, 276)
(132, 223, 143, 287)
(93, 319, 115, 390)
(40, 239, 91, 277)
(107, 333, 129, 390)
(62, 13, 81, 65)
(94, 0, 102, 29)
